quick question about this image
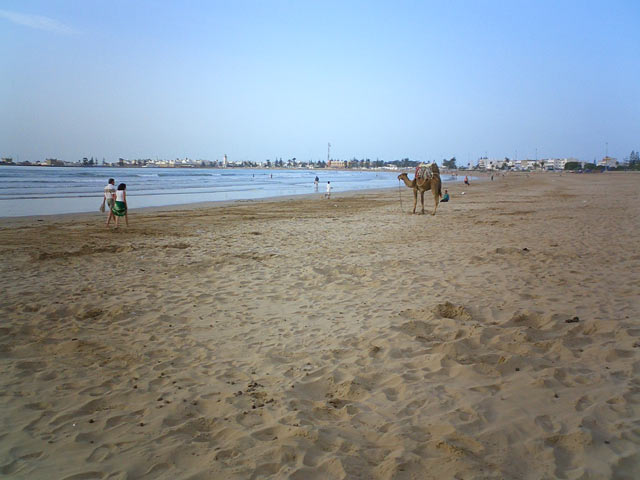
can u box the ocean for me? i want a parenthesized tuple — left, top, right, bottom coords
(0, 166, 459, 217)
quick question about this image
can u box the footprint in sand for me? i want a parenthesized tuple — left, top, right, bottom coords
(534, 415, 555, 432)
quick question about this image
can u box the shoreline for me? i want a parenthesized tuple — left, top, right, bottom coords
(0, 186, 401, 225)
(0, 167, 417, 219)
(0, 170, 474, 221)
(0, 170, 629, 226)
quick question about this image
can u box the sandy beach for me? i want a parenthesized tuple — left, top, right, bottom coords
(1, 172, 639, 479)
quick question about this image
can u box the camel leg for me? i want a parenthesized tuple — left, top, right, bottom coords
(412, 189, 418, 214)
(432, 190, 439, 215)
(420, 191, 425, 214)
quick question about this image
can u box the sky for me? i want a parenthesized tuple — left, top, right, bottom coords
(1, 0, 638, 164)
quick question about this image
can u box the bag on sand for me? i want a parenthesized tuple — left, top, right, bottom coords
(100, 202, 105, 213)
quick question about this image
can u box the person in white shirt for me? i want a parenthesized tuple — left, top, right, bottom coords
(101, 178, 116, 221)
(325, 181, 332, 199)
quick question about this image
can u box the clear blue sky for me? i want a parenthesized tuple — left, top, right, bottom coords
(1, 0, 638, 164)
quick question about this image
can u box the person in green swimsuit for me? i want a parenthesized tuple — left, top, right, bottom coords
(107, 183, 129, 228)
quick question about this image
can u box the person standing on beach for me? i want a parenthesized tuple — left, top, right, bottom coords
(101, 178, 116, 222)
(325, 181, 332, 199)
(107, 183, 129, 228)
(314, 175, 319, 191)
(464, 175, 470, 186)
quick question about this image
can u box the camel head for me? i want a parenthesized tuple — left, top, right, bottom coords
(397, 172, 416, 189)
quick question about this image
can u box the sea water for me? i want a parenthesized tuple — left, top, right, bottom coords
(0, 166, 459, 217)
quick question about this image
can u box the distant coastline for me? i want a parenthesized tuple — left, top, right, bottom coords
(0, 162, 396, 171)
(3, 155, 636, 172)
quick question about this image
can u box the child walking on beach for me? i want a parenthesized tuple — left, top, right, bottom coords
(325, 181, 332, 199)
(107, 183, 129, 228)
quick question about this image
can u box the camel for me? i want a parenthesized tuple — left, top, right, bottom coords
(397, 163, 442, 215)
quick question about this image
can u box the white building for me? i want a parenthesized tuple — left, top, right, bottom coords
(478, 158, 506, 170)
(598, 156, 617, 167)
(513, 159, 533, 170)
(546, 158, 576, 170)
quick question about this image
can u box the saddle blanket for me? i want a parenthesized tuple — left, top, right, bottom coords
(415, 164, 434, 181)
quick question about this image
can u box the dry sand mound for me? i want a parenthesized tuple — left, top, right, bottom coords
(434, 301, 473, 321)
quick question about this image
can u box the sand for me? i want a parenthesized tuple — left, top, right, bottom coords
(1, 172, 639, 479)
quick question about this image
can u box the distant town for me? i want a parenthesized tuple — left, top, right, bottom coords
(1, 151, 639, 171)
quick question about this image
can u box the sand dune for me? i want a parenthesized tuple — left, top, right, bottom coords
(1, 172, 639, 479)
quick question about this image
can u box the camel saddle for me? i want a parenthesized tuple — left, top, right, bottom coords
(415, 164, 434, 185)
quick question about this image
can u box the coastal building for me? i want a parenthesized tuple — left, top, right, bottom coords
(545, 158, 575, 170)
(223, 154, 228, 168)
(598, 156, 617, 168)
(478, 158, 505, 170)
(492, 159, 506, 170)
(513, 159, 533, 170)
(328, 160, 346, 168)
